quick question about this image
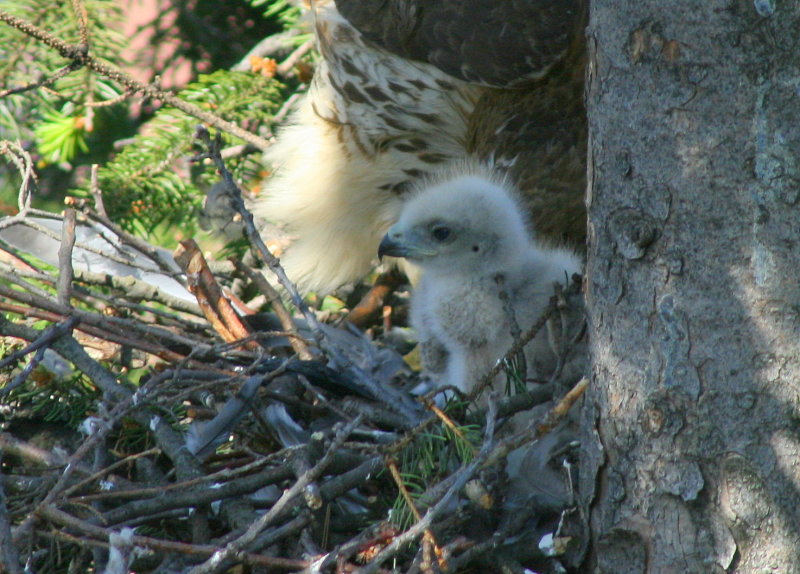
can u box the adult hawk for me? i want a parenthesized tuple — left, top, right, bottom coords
(256, 0, 587, 294)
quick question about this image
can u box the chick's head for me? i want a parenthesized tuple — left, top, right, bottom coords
(378, 174, 530, 275)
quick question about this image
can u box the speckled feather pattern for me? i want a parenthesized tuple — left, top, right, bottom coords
(254, 2, 478, 293)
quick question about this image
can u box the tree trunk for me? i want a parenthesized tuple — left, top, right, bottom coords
(582, 1, 800, 572)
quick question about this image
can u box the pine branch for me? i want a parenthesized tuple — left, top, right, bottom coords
(0, 9, 271, 151)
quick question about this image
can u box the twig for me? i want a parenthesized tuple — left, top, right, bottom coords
(0, 300, 192, 366)
(174, 240, 260, 351)
(231, 257, 314, 359)
(231, 29, 302, 72)
(0, 271, 219, 362)
(68, 0, 89, 48)
(61, 448, 161, 499)
(89, 164, 107, 217)
(422, 398, 478, 456)
(277, 39, 315, 76)
(81, 456, 294, 514)
(467, 293, 560, 403)
(0, 315, 79, 373)
(78, 267, 201, 314)
(473, 275, 582, 403)
(0, 315, 79, 395)
(4, 346, 49, 394)
(80, 208, 186, 278)
(307, 518, 395, 572)
(0, 434, 74, 470)
(385, 458, 444, 570)
(465, 383, 554, 425)
(289, 433, 325, 511)
(57, 208, 76, 307)
(482, 377, 588, 469)
(193, 128, 317, 334)
(272, 91, 303, 125)
(0, 62, 81, 98)
(85, 91, 131, 108)
(495, 273, 528, 387)
(1, 211, 175, 273)
(0, 141, 36, 216)
(0, 313, 129, 400)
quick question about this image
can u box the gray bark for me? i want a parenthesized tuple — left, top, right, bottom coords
(582, 1, 800, 572)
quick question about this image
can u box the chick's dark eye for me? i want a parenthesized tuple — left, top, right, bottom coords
(431, 225, 451, 242)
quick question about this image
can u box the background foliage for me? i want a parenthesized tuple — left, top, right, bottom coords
(0, 0, 305, 240)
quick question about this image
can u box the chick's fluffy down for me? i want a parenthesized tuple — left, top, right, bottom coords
(381, 165, 581, 394)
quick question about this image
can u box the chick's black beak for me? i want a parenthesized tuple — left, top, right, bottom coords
(378, 233, 404, 261)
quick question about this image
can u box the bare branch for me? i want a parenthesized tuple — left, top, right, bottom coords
(56, 208, 76, 307)
(174, 240, 260, 351)
(0, 141, 36, 216)
(0, 61, 80, 98)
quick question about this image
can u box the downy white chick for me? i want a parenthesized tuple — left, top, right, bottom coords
(378, 165, 581, 395)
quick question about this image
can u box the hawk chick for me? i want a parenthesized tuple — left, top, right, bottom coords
(378, 166, 581, 394)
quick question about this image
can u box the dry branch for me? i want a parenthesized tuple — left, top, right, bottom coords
(174, 240, 259, 351)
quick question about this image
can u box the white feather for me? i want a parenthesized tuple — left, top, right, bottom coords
(384, 167, 581, 394)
